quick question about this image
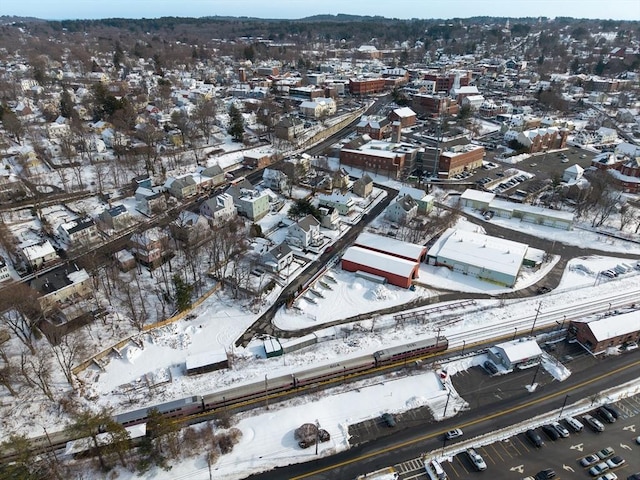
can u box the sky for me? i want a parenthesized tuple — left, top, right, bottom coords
(2, 0, 640, 22)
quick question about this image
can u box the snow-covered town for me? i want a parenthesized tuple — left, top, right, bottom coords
(0, 6, 640, 480)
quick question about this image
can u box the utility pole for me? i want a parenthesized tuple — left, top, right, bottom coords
(531, 302, 542, 335)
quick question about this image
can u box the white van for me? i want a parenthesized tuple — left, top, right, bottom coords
(564, 416, 584, 432)
(430, 459, 447, 480)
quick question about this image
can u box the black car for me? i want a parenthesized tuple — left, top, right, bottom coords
(597, 406, 616, 423)
(526, 428, 544, 447)
(541, 424, 560, 440)
(535, 469, 556, 480)
(484, 361, 498, 374)
(381, 413, 396, 427)
(602, 403, 621, 419)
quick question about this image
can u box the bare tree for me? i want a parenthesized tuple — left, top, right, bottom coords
(0, 283, 42, 354)
(51, 329, 88, 385)
(24, 348, 55, 401)
(0, 346, 19, 396)
(193, 98, 217, 142)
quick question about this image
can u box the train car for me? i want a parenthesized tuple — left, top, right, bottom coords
(64, 423, 146, 457)
(202, 373, 295, 411)
(373, 336, 448, 365)
(114, 395, 203, 427)
(293, 355, 375, 388)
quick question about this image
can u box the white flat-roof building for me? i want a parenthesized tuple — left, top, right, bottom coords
(488, 338, 543, 370)
(341, 246, 420, 288)
(427, 228, 529, 287)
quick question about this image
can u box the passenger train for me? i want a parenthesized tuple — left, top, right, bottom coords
(114, 336, 448, 427)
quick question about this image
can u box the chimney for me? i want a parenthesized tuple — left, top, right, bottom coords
(392, 121, 402, 143)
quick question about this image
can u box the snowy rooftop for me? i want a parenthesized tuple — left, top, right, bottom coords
(355, 231, 425, 261)
(461, 189, 495, 204)
(493, 338, 543, 363)
(428, 228, 529, 278)
(575, 311, 640, 342)
(342, 246, 418, 278)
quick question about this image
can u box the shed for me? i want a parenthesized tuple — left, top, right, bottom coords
(186, 351, 229, 375)
(263, 337, 283, 358)
(488, 338, 542, 370)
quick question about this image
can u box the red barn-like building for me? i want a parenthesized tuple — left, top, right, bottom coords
(341, 246, 419, 288)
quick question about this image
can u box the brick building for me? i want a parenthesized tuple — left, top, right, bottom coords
(570, 311, 640, 354)
(411, 93, 459, 117)
(349, 78, 386, 95)
(438, 144, 485, 178)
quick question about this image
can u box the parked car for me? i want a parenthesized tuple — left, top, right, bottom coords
(583, 414, 605, 432)
(589, 463, 610, 476)
(445, 428, 463, 440)
(526, 428, 544, 447)
(595, 473, 617, 480)
(466, 448, 487, 471)
(551, 421, 570, 438)
(381, 413, 396, 427)
(606, 456, 625, 469)
(535, 469, 556, 480)
(541, 424, 560, 440)
(597, 447, 615, 459)
(564, 416, 584, 432)
(601, 404, 621, 419)
(597, 407, 616, 424)
(581, 454, 601, 467)
(484, 361, 498, 374)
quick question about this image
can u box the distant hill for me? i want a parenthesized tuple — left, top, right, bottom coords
(298, 14, 388, 22)
(0, 15, 46, 25)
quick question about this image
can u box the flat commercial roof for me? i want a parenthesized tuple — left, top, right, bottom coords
(342, 246, 417, 278)
(428, 228, 528, 278)
(186, 351, 227, 370)
(575, 311, 640, 342)
(494, 338, 542, 363)
(461, 189, 495, 204)
(355, 232, 425, 261)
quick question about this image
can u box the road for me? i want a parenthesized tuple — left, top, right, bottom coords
(244, 347, 640, 480)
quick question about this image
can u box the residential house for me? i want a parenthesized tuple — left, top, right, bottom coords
(299, 98, 336, 118)
(200, 193, 237, 225)
(197, 164, 225, 189)
(397, 186, 434, 214)
(386, 195, 418, 224)
(57, 218, 100, 249)
(129, 227, 171, 268)
(274, 116, 305, 141)
(113, 249, 136, 272)
(227, 186, 270, 221)
(287, 215, 322, 249)
(99, 205, 135, 232)
(29, 264, 93, 315)
(164, 175, 198, 200)
(352, 174, 373, 198)
(22, 240, 59, 270)
(318, 206, 340, 230)
(0, 256, 11, 282)
(332, 168, 350, 192)
(135, 187, 168, 216)
(243, 150, 274, 170)
(261, 243, 294, 274)
(170, 211, 210, 245)
(262, 168, 289, 192)
(318, 192, 355, 215)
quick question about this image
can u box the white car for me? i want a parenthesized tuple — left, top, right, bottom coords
(589, 462, 610, 476)
(467, 448, 487, 471)
(551, 421, 570, 438)
(445, 428, 463, 440)
(596, 473, 617, 480)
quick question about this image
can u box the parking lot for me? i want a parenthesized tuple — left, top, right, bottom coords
(394, 394, 640, 480)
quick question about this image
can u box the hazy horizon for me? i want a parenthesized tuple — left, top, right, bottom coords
(2, 0, 640, 22)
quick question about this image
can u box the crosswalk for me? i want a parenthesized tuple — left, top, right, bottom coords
(395, 457, 428, 479)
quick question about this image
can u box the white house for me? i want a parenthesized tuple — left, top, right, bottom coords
(261, 243, 294, 273)
(386, 195, 418, 224)
(299, 98, 336, 118)
(562, 164, 584, 183)
(200, 193, 237, 225)
(287, 215, 322, 249)
(22, 240, 59, 269)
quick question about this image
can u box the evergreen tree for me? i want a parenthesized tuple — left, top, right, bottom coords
(227, 104, 244, 142)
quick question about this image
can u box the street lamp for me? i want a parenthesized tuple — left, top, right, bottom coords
(461, 339, 466, 355)
(531, 302, 542, 336)
(529, 362, 542, 391)
(443, 388, 452, 418)
(559, 394, 570, 418)
(513, 326, 518, 340)
(315, 419, 320, 455)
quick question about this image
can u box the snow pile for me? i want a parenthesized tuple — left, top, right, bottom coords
(369, 284, 394, 301)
